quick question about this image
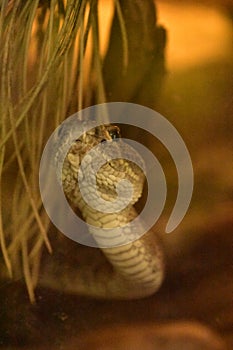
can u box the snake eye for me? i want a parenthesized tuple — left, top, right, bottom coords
(109, 126, 121, 140)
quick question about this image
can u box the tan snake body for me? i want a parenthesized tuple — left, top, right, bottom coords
(43, 122, 164, 299)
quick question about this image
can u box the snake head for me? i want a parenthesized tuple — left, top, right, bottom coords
(60, 123, 145, 208)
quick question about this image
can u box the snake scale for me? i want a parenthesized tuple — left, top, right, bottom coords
(41, 121, 164, 299)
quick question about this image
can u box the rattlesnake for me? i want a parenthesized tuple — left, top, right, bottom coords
(41, 120, 164, 299)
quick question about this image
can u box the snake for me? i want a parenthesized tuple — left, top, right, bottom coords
(41, 120, 164, 299)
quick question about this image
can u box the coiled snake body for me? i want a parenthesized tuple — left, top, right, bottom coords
(43, 121, 164, 299)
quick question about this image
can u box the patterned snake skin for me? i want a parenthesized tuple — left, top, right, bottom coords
(48, 121, 164, 299)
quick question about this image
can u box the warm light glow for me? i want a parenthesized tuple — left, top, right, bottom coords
(156, 1, 232, 70)
(29, 2, 232, 80)
(98, 0, 114, 57)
